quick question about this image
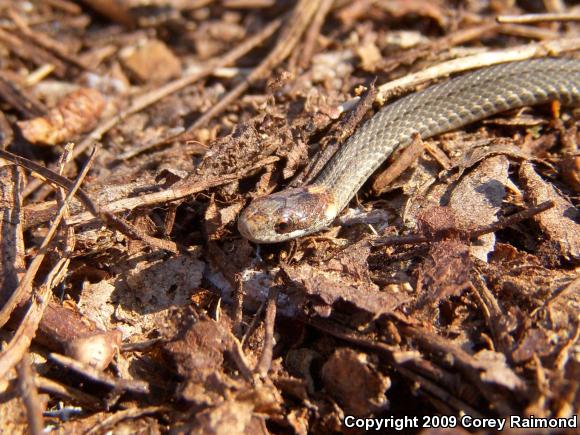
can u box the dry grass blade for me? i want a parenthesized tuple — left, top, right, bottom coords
(16, 353, 44, 435)
(84, 406, 166, 435)
(256, 287, 279, 376)
(497, 12, 580, 24)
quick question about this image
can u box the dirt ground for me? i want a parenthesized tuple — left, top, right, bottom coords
(0, 0, 579, 433)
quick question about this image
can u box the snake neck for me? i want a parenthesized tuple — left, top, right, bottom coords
(313, 58, 580, 215)
(313, 129, 414, 211)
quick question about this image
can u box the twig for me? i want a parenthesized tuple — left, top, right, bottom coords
(8, 9, 88, 71)
(497, 12, 580, 24)
(469, 200, 555, 239)
(233, 274, 245, 337)
(0, 158, 26, 309)
(0, 148, 99, 216)
(0, 148, 181, 253)
(48, 353, 150, 394)
(223, 0, 274, 7)
(306, 317, 484, 416)
(339, 37, 580, 113)
(0, 27, 67, 77)
(0, 260, 68, 381)
(85, 406, 166, 435)
(292, 80, 378, 187)
(544, 274, 580, 308)
(56, 143, 76, 257)
(228, 336, 255, 382)
(0, 148, 95, 331)
(16, 354, 44, 435)
(22, 17, 283, 198)
(41, 0, 82, 14)
(36, 375, 102, 411)
(0, 145, 82, 385)
(121, 338, 162, 352)
(0, 148, 94, 380)
(300, 0, 335, 68)
(377, 22, 499, 78)
(470, 274, 511, 356)
(256, 287, 279, 376)
(0, 75, 46, 117)
(64, 156, 279, 226)
(372, 201, 556, 247)
(371, 233, 429, 247)
(396, 365, 484, 418)
(181, 0, 320, 136)
(498, 23, 561, 40)
(401, 325, 521, 415)
(553, 319, 580, 372)
(376, 38, 580, 102)
(372, 133, 425, 194)
(241, 298, 268, 347)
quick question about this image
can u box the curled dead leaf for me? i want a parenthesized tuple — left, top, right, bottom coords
(65, 330, 122, 370)
(17, 88, 105, 145)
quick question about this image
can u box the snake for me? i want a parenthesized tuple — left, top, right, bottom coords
(238, 57, 580, 243)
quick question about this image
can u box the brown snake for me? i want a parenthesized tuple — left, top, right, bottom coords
(238, 58, 580, 243)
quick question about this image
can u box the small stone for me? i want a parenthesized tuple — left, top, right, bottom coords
(120, 39, 181, 84)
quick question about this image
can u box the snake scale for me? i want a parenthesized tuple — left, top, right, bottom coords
(238, 58, 580, 243)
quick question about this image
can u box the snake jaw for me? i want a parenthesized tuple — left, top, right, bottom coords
(238, 186, 337, 243)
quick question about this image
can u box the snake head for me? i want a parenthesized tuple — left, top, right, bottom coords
(238, 186, 338, 243)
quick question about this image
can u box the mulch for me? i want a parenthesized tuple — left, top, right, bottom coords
(0, 0, 578, 433)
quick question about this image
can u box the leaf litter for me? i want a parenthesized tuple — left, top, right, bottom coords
(0, 0, 579, 433)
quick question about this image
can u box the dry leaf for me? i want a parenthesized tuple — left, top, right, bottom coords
(448, 155, 510, 261)
(321, 348, 390, 416)
(519, 162, 580, 262)
(17, 88, 105, 145)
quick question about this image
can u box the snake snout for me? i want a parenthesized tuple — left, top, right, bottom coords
(238, 186, 338, 243)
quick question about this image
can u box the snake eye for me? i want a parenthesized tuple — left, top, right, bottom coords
(274, 219, 292, 234)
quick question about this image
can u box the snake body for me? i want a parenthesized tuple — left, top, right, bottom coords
(238, 58, 580, 243)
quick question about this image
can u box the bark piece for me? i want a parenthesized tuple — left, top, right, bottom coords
(519, 161, 580, 262)
(0, 163, 26, 308)
(162, 316, 253, 406)
(415, 207, 472, 304)
(321, 348, 390, 416)
(281, 242, 410, 318)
